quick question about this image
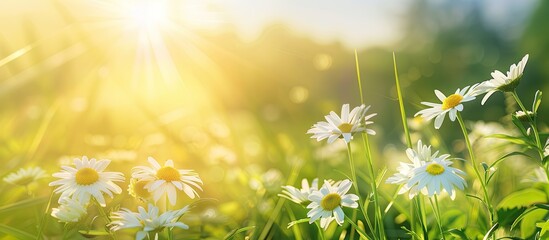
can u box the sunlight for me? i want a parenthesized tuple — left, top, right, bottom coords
(124, 0, 169, 32)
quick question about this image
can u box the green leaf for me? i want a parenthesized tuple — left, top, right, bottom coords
(287, 218, 310, 229)
(78, 230, 111, 238)
(521, 209, 546, 238)
(224, 226, 256, 240)
(447, 228, 469, 240)
(483, 223, 498, 240)
(533, 90, 542, 114)
(489, 152, 533, 169)
(534, 203, 549, 211)
(0, 224, 35, 240)
(487, 134, 535, 147)
(536, 220, 549, 237)
(498, 188, 547, 209)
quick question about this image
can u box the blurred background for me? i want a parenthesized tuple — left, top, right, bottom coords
(1, 0, 548, 239)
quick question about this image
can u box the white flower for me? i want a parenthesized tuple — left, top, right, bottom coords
(128, 178, 151, 202)
(477, 54, 529, 105)
(279, 178, 319, 204)
(307, 104, 376, 144)
(132, 157, 203, 206)
(387, 140, 432, 197)
(49, 156, 125, 206)
(51, 197, 88, 223)
(110, 204, 189, 240)
(407, 156, 467, 200)
(415, 85, 479, 129)
(388, 140, 467, 200)
(306, 179, 358, 230)
(3, 166, 47, 186)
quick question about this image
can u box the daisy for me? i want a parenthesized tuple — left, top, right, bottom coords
(407, 156, 467, 200)
(307, 104, 376, 144)
(51, 197, 88, 223)
(128, 178, 151, 202)
(386, 140, 432, 198)
(477, 54, 529, 105)
(415, 84, 479, 129)
(279, 178, 319, 204)
(306, 179, 358, 230)
(3, 166, 47, 186)
(49, 156, 125, 206)
(110, 203, 189, 240)
(132, 157, 203, 206)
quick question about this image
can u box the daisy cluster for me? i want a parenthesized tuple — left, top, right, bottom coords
(289, 54, 532, 233)
(47, 156, 202, 239)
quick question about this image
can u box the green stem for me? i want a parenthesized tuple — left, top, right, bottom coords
(315, 221, 325, 240)
(92, 198, 117, 240)
(429, 195, 446, 240)
(363, 135, 387, 240)
(511, 91, 545, 161)
(414, 196, 429, 240)
(165, 197, 173, 240)
(346, 143, 374, 235)
(392, 52, 426, 239)
(36, 191, 55, 240)
(456, 112, 495, 225)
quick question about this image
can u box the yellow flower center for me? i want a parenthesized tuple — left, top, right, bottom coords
(131, 179, 151, 199)
(338, 123, 353, 133)
(441, 94, 463, 110)
(426, 163, 445, 175)
(75, 167, 99, 185)
(321, 193, 342, 211)
(156, 166, 180, 182)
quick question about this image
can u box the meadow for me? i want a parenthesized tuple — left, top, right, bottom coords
(1, 1, 549, 239)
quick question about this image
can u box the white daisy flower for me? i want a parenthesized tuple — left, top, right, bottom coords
(407, 156, 467, 200)
(49, 156, 125, 206)
(279, 178, 319, 204)
(132, 157, 203, 206)
(387, 140, 432, 198)
(3, 166, 47, 186)
(51, 197, 88, 223)
(477, 54, 529, 105)
(110, 203, 189, 240)
(306, 179, 358, 230)
(415, 84, 479, 129)
(307, 104, 376, 144)
(128, 178, 152, 202)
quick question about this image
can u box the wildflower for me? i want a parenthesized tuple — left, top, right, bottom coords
(128, 178, 151, 202)
(306, 179, 358, 230)
(279, 178, 319, 204)
(386, 140, 431, 198)
(407, 156, 467, 200)
(132, 157, 203, 206)
(110, 203, 189, 240)
(51, 197, 88, 223)
(388, 140, 467, 199)
(3, 166, 47, 186)
(49, 156, 125, 206)
(477, 54, 529, 105)
(307, 104, 376, 144)
(415, 85, 479, 129)
(514, 110, 535, 121)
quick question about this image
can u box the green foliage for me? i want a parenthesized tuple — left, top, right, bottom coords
(497, 189, 547, 210)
